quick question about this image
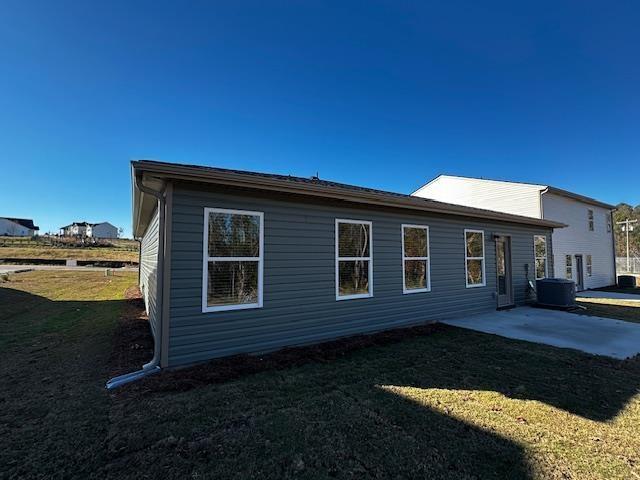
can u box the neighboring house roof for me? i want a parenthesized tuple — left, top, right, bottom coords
(415, 174, 615, 210)
(61, 221, 91, 229)
(131, 160, 565, 237)
(2, 217, 39, 230)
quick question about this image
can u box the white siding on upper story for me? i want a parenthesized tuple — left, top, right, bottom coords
(413, 176, 544, 219)
(542, 192, 615, 289)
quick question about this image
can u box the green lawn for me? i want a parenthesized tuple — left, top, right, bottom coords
(1, 271, 640, 479)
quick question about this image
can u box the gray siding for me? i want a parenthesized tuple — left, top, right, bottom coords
(169, 183, 554, 367)
(140, 205, 160, 341)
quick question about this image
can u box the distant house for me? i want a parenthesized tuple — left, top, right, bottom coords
(0, 217, 39, 237)
(60, 221, 119, 239)
(60, 222, 91, 237)
(88, 222, 119, 239)
(412, 175, 616, 290)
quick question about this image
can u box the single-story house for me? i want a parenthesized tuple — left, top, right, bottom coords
(106, 159, 563, 389)
(412, 175, 616, 290)
(0, 217, 39, 236)
(60, 221, 118, 239)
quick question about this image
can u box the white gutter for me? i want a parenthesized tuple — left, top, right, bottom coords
(106, 173, 166, 389)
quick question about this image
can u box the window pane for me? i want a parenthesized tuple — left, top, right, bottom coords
(566, 255, 572, 279)
(207, 261, 259, 306)
(338, 222, 370, 257)
(535, 258, 546, 279)
(338, 260, 370, 296)
(208, 212, 260, 257)
(404, 227, 428, 258)
(534, 236, 546, 257)
(404, 260, 427, 290)
(466, 232, 483, 257)
(466, 259, 484, 285)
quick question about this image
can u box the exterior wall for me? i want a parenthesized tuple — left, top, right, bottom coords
(140, 206, 161, 341)
(413, 176, 544, 219)
(0, 218, 34, 236)
(90, 223, 118, 239)
(542, 192, 615, 289)
(168, 183, 553, 367)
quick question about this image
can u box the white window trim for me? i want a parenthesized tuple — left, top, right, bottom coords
(335, 218, 373, 301)
(588, 209, 594, 231)
(464, 229, 486, 288)
(586, 254, 593, 276)
(201, 207, 264, 313)
(533, 235, 548, 280)
(401, 224, 431, 294)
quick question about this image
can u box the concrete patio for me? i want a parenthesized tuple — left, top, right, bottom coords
(442, 306, 640, 359)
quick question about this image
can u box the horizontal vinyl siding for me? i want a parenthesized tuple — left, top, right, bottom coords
(413, 176, 544, 219)
(168, 184, 553, 367)
(140, 205, 160, 341)
(543, 193, 615, 289)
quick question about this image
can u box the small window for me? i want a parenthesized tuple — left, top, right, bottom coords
(607, 215, 611, 233)
(565, 255, 573, 279)
(336, 219, 373, 300)
(587, 255, 592, 276)
(465, 229, 485, 287)
(588, 209, 594, 231)
(202, 208, 264, 312)
(402, 224, 430, 294)
(534, 235, 547, 280)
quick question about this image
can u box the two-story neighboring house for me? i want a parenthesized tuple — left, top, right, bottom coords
(413, 175, 616, 290)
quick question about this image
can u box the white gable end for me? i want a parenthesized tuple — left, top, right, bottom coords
(413, 176, 545, 219)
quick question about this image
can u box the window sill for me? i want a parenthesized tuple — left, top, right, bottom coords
(202, 302, 262, 313)
(336, 293, 373, 301)
(403, 288, 431, 294)
(465, 283, 486, 289)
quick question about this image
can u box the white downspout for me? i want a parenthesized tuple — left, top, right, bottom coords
(106, 173, 166, 389)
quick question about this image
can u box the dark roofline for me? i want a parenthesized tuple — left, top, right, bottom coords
(131, 160, 565, 236)
(415, 174, 615, 210)
(2, 217, 39, 230)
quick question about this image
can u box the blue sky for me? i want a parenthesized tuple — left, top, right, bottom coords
(1, 1, 638, 237)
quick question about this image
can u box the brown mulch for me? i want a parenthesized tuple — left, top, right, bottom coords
(110, 303, 444, 396)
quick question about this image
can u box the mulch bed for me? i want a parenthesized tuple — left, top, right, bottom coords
(109, 292, 445, 396)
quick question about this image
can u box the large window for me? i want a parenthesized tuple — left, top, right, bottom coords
(588, 209, 594, 231)
(464, 229, 485, 287)
(587, 255, 593, 276)
(336, 219, 373, 300)
(402, 224, 430, 294)
(534, 235, 547, 279)
(202, 208, 264, 312)
(565, 255, 573, 279)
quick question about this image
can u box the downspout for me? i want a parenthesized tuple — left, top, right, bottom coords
(610, 209, 617, 286)
(106, 173, 166, 389)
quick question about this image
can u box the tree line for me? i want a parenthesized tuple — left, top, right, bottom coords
(613, 203, 640, 258)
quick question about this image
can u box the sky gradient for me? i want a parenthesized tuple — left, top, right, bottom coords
(1, 1, 638, 237)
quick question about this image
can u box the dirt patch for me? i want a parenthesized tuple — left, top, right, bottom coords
(109, 286, 154, 377)
(112, 316, 444, 396)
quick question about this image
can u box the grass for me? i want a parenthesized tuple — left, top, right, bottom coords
(0, 246, 138, 263)
(576, 288, 640, 324)
(2, 271, 640, 479)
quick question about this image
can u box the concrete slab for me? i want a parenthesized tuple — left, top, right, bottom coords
(578, 290, 640, 302)
(442, 306, 640, 359)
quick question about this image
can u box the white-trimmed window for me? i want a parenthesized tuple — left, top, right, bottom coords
(402, 224, 430, 294)
(336, 219, 373, 300)
(587, 255, 592, 276)
(607, 215, 612, 233)
(534, 235, 548, 280)
(202, 207, 264, 312)
(464, 229, 485, 287)
(588, 209, 594, 231)
(565, 255, 573, 279)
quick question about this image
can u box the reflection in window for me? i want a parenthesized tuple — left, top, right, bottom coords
(465, 230, 485, 287)
(402, 225, 430, 293)
(336, 220, 372, 300)
(203, 208, 263, 312)
(534, 235, 547, 280)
